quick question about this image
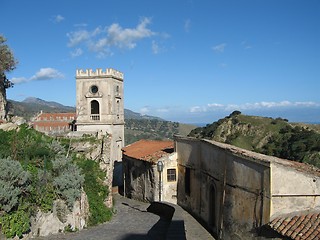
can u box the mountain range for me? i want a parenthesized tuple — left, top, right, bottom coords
(7, 97, 163, 121)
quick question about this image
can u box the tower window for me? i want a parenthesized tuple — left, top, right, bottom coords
(90, 85, 98, 94)
(90, 100, 100, 120)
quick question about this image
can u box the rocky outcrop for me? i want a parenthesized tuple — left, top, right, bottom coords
(30, 190, 89, 238)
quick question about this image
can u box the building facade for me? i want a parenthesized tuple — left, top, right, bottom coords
(31, 112, 76, 135)
(75, 68, 124, 161)
(175, 136, 320, 239)
(122, 140, 178, 204)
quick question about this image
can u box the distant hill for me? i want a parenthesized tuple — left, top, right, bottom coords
(188, 111, 320, 168)
(7, 98, 196, 145)
(7, 98, 75, 120)
(124, 109, 164, 121)
(8, 98, 163, 121)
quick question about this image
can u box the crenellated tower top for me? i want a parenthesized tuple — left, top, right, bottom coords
(76, 68, 124, 80)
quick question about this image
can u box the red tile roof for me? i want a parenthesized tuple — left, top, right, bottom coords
(269, 211, 320, 239)
(32, 122, 71, 127)
(122, 139, 174, 163)
(35, 112, 76, 121)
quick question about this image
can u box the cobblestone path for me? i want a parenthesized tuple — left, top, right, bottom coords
(31, 194, 215, 240)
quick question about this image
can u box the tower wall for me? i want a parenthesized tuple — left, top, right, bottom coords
(75, 68, 124, 161)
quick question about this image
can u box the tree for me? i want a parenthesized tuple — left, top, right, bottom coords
(0, 35, 17, 120)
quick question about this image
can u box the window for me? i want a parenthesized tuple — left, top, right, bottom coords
(90, 85, 98, 94)
(91, 100, 99, 114)
(185, 167, 191, 195)
(90, 100, 100, 120)
(167, 169, 176, 182)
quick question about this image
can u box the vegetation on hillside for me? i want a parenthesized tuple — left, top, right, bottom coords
(124, 119, 195, 145)
(188, 111, 320, 167)
(0, 125, 111, 238)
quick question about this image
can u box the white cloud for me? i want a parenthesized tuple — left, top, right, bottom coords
(11, 77, 28, 84)
(140, 106, 151, 115)
(74, 23, 88, 28)
(30, 68, 64, 81)
(106, 17, 155, 49)
(70, 48, 83, 57)
(157, 108, 170, 113)
(67, 17, 158, 57)
(207, 103, 224, 110)
(67, 30, 91, 47)
(190, 101, 320, 113)
(11, 68, 64, 84)
(212, 43, 227, 53)
(52, 15, 65, 23)
(152, 41, 160, 54)
(190, 106, 207, 113)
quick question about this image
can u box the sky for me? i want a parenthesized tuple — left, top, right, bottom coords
(1, 0, 320, 124)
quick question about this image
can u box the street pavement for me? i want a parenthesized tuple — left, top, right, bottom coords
(31, 194, 215, 240)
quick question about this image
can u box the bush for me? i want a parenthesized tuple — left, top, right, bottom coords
(52, 156, 84, 208)
(0, 208, 30, 238)
(0, 158, 29, 212)
(76, 158, 112, 226)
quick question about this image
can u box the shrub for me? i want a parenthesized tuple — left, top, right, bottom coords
(0, 158, 29, 212)
(0, 208, 30, 238)
(76, 158, 112, 226)
(52, 156, 84, 208)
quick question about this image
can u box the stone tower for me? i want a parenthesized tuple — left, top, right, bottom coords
(75, 68, 124, 161)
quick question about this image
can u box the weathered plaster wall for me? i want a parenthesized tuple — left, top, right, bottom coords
(123, 153, 178, 204)
(176, 136, 271, 239)
(160, 153, 178, 204)
(271, 160, 320, 217)
(123, 156, 156, 202)
(176, 136, 320, 239)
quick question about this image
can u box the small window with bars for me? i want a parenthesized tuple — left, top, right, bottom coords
(167, 168, 177, 182)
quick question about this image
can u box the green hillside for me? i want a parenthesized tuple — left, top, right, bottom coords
(125, 119, 196, 145)
(188, 111, 320, 168)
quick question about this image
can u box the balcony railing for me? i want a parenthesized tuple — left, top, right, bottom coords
(90, 114, 100, 121)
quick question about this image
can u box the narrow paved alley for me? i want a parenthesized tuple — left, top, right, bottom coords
(32, 194, 215, 240)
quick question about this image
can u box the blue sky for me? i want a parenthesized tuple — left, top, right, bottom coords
(2, 0, 319, 124)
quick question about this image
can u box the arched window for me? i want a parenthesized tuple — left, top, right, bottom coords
(90, 100, 100, 120)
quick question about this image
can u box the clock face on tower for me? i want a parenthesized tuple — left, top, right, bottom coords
(90, 85, 98, 94)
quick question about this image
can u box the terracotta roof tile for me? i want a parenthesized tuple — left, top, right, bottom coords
(122, 139, 174, 163)
(37, 112, 76, 119)
(269, 212, 320, 239)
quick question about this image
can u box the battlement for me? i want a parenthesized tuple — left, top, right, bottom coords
(76, 68, 124, 80)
